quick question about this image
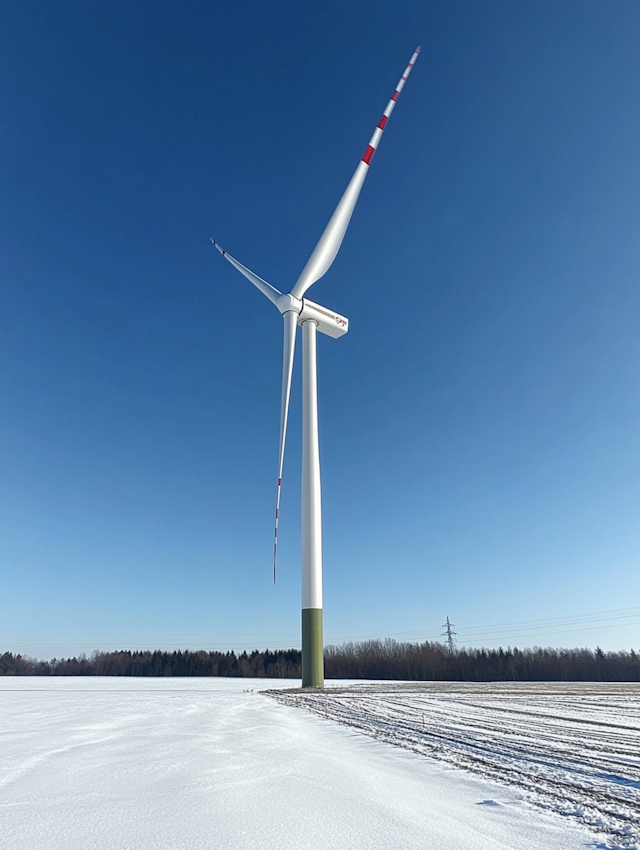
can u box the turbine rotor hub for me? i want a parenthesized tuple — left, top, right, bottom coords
(276, 292, 303, 315)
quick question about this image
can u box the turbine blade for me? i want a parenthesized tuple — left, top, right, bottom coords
(273, 310, 298, 583)
(209, 237, 282, 305)
(290, 46, 421, 300)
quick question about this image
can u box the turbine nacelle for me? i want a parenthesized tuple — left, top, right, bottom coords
(298, 298, 349, 338)
(277, 291, 349, 339)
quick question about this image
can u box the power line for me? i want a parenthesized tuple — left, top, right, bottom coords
(3, 606, 638, 655)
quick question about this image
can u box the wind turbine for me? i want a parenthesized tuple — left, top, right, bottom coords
(211, 47, 420, 687)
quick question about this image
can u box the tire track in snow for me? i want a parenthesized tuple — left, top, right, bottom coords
(268, 682, 640, 847)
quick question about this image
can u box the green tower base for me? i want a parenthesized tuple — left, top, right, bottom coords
(302, 607, 324, 688)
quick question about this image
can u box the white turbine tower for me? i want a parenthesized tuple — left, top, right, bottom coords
(211, 47, 420, 687)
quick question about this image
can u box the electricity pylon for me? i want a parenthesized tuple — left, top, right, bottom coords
(441, 616, 457, 654)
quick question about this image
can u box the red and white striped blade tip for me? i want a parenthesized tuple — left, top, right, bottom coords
(273, 476, 282, 584)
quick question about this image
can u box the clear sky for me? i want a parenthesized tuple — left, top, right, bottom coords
(1, 1, 639, 660)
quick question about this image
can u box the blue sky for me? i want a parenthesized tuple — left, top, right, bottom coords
(1, 1, 639, 659)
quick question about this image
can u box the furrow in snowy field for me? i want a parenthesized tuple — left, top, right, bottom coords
(269, 683, 640, 847)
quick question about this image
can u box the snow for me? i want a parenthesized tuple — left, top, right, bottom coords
(0, 677, 633, 850)
(271, 681, 640, 848)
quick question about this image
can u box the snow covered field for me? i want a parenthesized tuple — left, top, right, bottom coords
(0, 677, 635, 850)
(270, 681, 640, 848)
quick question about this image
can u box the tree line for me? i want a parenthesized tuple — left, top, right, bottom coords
(1, 640, 639, 680)
(324, 640, 640, 681)
(0, 648, 301, 678)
